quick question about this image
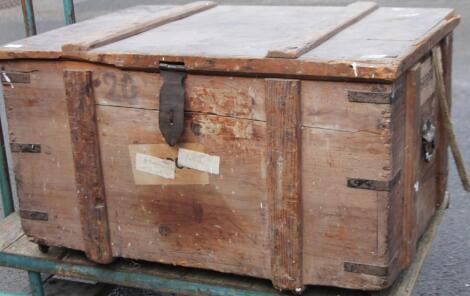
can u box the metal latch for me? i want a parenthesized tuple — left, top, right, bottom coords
(422, 120, 436, 162)
(159, 62, 187, 146)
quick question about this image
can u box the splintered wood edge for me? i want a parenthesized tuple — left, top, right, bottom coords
(266, 1, 379, 58)
(61, 1, 217, 53)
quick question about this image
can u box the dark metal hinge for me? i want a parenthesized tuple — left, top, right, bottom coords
(347, 170, 401, 191)
(11, 143, 41, 153)
(159, 62, 187, 146)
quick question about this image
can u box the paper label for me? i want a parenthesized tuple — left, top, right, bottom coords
(129, 144, 210, 185)
(177, 148, 220, 175)
(135, 153, 175, 179)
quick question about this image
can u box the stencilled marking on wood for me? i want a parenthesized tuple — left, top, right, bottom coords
(96, 72, 138, 103)
(344, 262, 389, 277)
(177, 148, 220, 175)
(19, 210, 48, 221)
(129, 143, 209, 185)
(136, 153, 176, 179)
(347, 170, 401, 191)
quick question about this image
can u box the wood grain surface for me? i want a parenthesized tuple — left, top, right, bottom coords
(265, 79, 302, 290)
(64, 70, 113, 264)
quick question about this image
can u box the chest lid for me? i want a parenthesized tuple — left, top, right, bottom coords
(0, 1, 459, 81)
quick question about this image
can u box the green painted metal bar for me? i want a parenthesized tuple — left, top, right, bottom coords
(63, 0, 76, 25)
(27, 272, 44, 296)
(0, 133, 13, 218)
(20, 0, 37, 36)
(0, 86, 13, 218)
(0, 253, 281, 296)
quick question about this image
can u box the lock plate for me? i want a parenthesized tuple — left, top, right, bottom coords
(159, 63, 186, 146)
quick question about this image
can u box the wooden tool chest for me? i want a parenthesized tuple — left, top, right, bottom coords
(0, 1, 460, 291)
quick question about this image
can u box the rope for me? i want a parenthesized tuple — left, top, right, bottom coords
(432, 47, 470, 192)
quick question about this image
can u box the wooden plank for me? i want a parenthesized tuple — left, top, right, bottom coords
(267, 1, 378, 58)
(0, 6, 459, 82)
(61, 61, 267, 121)
(64, 71, 113, 264)
(402, 64, 421, 266)
(62, 1, 217, 53)
(97, 106, 270, 279)
(265, 79, 302, 290)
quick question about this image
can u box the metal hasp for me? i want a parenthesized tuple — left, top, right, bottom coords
(159, 63, 187, 146)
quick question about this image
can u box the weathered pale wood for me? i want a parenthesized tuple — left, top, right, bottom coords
(97, 105, 270, 278)
(62, 61, 267, 121)
(0, 208, 447, 296)
(62, 1, 217, 53)
(267, 1, 378, 58)
(0, 11, 456, 287)
(0, 5, 459, 82)
(2, 61, 84, 252)
(265, 79, 302, 290)
(402, 65, 421, 267)
(64, 70, 113, 264)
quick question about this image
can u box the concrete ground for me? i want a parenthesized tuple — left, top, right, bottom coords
(0, 0, 469, 295)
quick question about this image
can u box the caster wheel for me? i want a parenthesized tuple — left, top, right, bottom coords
(38, 243, 49, 254)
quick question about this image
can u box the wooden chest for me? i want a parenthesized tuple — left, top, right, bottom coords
(0, 1, 459, 291)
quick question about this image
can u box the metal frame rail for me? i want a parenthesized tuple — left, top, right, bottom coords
(0, 2, 448, 295)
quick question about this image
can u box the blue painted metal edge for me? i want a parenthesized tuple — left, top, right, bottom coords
(63, 0, 76, 25)
(27, 272, 44, 296)
(0, 84, 13, 218)
(21, 0, 37, 36)
(0, 253, 281, 296)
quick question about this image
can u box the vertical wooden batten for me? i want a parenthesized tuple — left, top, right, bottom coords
(402, 64, 421, 266)
(265, 79, 303, 290)
(436, 34, 453, 206)
(64, 70, 113, 264)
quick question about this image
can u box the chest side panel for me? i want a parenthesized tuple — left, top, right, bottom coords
(1, 60, 84, 250)
(301, 80, 396, 289)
